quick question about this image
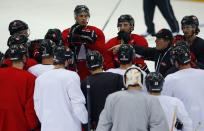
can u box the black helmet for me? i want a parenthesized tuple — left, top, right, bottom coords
(181, 15, 199, 27)
(7, 34, 28, 47)
(118, 44, 134, 64)
(74, 5, 90, 17)
(117, 14, 134, 28)
(170, 43, 191, 65)
(44, 28, 63, 46)
(53, 46, 68, 64)
(8, 45, 25, 61)
(86, 50, 103, 70)
(145, 72, 164, 93)
(181, 15, 200, 34)
(9, 20, 28, 35)
(28, 39, 43, 63)
(41, 39, 55, 57)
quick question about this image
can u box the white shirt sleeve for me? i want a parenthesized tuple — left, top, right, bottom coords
(67, 73, 88, 124)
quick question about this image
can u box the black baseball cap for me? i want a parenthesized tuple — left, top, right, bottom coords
(154, 29, 173, 40)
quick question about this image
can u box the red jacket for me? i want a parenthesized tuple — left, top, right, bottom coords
(105, 34, 149, 69)
(0, 67, 40, 131)
(62, 25, 111, 79)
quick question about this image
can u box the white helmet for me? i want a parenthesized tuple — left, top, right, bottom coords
(123, 66, 145, 88)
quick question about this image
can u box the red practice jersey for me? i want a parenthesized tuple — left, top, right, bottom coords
(0, 67, 40, 131)
(105, 34, 149, 69)
(62, 25, 111, 79)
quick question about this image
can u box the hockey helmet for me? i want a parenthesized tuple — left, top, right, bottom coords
(9, 20, 28, 35)
(117, 14, 134, 28)
(74, 5, 90, 17)
(170, 43, 191, 65)
(40, 39, 55, 57)
(7, 34, 28, 47)
(8, 45, 25, 61)
(181, 15, 199, 27)
(118, 44, 134, 64)
(145, 72, 164, 93)
(45, 28, 63, 46)
(86, 50, 103, 70)
(123, 66, 144, 88)
(53, 46, 68, 64)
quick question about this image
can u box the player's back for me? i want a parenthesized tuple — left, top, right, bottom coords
(0, 67, 36, 131)
(163, 68, 204, 130)
(156, 95, 192, 131)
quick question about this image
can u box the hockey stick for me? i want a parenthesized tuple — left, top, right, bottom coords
(86, 77, 92, 131)
(171, 106, 177, 131)
(102, 0, 122, 31)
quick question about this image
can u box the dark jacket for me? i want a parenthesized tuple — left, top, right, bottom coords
(190, 37, 204, 69)
(133, 45, 172, 76)
(81, 72, 124, 128)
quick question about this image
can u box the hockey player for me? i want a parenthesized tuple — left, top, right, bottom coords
(81, 51, 124, 130)
(28, 39, 55, 77)
(34, 46, 87, 131)
(96, 66, 168, 131)
(0, 46, 40, 131)
(8, 20, 30, 37)
(162, 45, 204, 130)
(62, 5, 109, 79)
(106, 14, 149, 73)
(181, 15, 204, 69)
(106, 44, 135, 76)
(145, 72, 193, 131)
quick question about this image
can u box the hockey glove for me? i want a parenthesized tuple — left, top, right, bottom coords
(117, 31, 130, 44)
(70, 23, 85, 34)
(175, 118, 183, 130)
(68, 23, 85, 44)
(80, 30, 97, 44)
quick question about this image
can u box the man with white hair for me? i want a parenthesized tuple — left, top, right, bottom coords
(96, 67, 168, 131)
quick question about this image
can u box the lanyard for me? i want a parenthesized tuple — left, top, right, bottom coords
(156, 47, 171, 72)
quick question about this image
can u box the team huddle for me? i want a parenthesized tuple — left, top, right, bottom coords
(0, 4, 204, 131)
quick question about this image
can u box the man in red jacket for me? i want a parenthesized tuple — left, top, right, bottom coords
(0, 46, 40, 131)
(105, 14, 150, 73)
(62, 5, 110, 79)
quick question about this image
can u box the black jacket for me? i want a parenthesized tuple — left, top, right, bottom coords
(81, 72, 124, 128)
(190, 37, 204, 69)
(133, 45, 173, 76)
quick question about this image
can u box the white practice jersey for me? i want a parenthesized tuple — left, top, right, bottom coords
(96, 90, 169, 131)
(28, 64, 54, 77)
(154, 95, 192, 131)
(34, 68, 88, 131)
(162, 68, 204, 131)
